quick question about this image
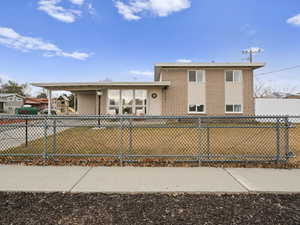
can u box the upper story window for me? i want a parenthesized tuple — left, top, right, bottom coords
(188, 70, 205, 83)
(225, 104, 242, 113)
(225, 70, 242, 83)
(188, 104, 205, 113)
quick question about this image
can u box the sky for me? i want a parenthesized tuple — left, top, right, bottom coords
(0, 0, 300, 96)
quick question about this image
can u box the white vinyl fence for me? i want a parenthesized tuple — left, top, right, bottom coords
(255, 98, 300, 123)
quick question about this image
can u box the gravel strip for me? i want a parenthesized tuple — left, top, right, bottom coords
(0, 192, 299, 225)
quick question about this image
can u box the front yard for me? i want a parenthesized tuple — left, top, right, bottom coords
(2, 122, 300, 164)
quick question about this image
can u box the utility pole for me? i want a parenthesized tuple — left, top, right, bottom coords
(242, 48, 263, 63)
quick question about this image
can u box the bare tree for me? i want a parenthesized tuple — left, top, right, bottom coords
(254, 79, 297, 98)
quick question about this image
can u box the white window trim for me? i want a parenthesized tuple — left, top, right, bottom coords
(225, 104, 243, 114)
(224, 70, 243, 83)
(188, 70, 206, 83)
(188, 104, 206, 114)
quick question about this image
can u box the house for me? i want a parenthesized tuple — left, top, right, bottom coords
(0, 93, 24, 114)
(24, 98, 48, 111)
(52, 95, 70, 114)
(32, 62, 265, 116)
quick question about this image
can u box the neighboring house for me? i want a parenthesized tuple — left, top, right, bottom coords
(0, 93, 24, 114)
(52, 95, 70, 114)
(24, 98, 48, 111)
(32, 62, 265, 116)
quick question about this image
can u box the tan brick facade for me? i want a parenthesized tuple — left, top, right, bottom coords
(161, 67, 255, 116)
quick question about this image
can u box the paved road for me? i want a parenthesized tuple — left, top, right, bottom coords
(0, 121, 71, 151)
(0, 166, 299, 193)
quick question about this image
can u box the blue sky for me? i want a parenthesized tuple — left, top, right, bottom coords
(0, 0, 300, 95)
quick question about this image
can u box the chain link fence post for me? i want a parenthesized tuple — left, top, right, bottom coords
(25, 117, 28, 147)
(206, 127, 211, 160)
(284, 116, 290, 162)
(52, 118, 57, 157)
(275, 118, 280, 163)
(129, 118, 133, 155)
(198, 118, 203, 166)
(119, 117, 124, 166)
(43, 116, 48, 164)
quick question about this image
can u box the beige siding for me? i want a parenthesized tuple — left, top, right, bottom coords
(77, 93, 96, 115)
(161, 69, 188, 115)
(147, 88, 162, 115)
(206, 69, 225, 115)
(243, 69, 254, 115)
(161, 68, 254, 116)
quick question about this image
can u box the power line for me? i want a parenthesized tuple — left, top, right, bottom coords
(255, 65, 300, 76)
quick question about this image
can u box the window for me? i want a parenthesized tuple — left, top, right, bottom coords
(7, 97, 13, 101)
(189, 104, 205, 113)
(189, 71, 205, 83)
(188, 71, 196, 82)
(135, 90, 147, 115)
(225, 104, 242, 113)
(225, 70, 242, 82)
(121, 90, 134, 115)
(107, 89, 147, 115)
(108, 90, 120, 115)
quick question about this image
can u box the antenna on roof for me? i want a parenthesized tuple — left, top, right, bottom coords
(242, 47, 263, 63)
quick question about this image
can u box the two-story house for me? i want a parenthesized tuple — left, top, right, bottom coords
(32, 62, 265, 116)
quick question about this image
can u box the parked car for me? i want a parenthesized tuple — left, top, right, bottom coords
(16, 107, 38, 115)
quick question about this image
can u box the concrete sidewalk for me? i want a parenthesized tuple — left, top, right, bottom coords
(0, 165, 299, 193)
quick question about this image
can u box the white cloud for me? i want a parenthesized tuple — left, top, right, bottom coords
(176, 59, 192, 63)
(287, 14, 300, 27)
(69, 0, 85, 5)
(38, 0, 87, 23)
(129, 70, 153, 76)
(115, 0, 191, 20)
(0, 27, 91, 60)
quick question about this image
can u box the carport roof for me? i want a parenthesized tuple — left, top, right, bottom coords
(31, 81, 171, 91)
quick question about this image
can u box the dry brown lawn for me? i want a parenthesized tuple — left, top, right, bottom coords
(4, 123, 300, 163)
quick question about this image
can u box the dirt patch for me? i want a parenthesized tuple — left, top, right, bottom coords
(0, 192, 299, 225)
(0, 158, 299, 168)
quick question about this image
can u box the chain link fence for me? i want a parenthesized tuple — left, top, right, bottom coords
(0, 115, 296, 165)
